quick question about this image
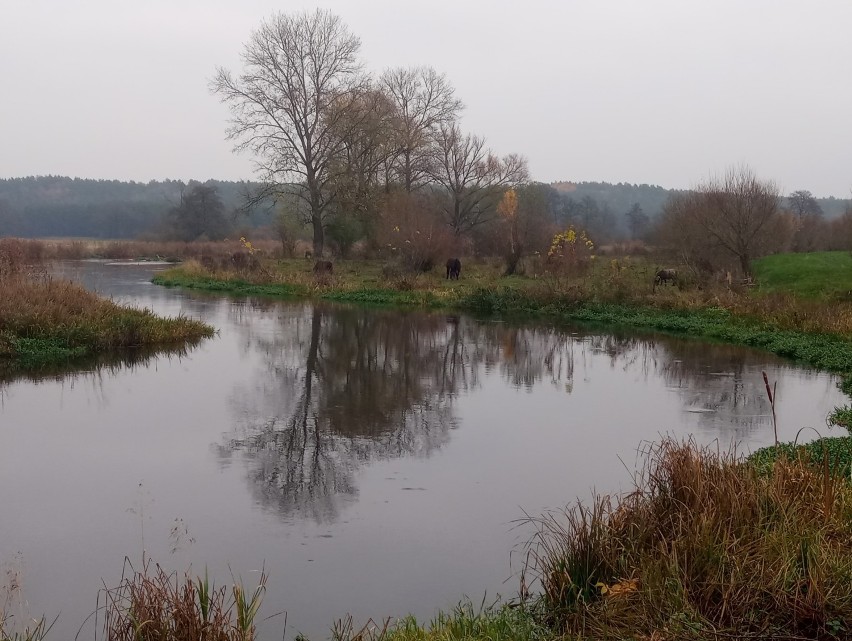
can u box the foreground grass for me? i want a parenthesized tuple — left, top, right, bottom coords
(526, 439, 852, 640)
(753, 250, 852, 299)
(324, 602, 549, 641)
(0, 274, 213, 376)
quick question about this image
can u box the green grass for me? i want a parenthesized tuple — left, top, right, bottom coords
(323, 601, 550, 641)
(748, 436, 852, 478)
(754, 251, 852, 299)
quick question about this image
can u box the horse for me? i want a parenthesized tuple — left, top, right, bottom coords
(313, 260, 333, 275)
(446, 258, 461, 280)
(654, 268, 677, 288)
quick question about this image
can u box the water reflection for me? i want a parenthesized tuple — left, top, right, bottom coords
(221, 306, 805, 523)
(223, 304, 464, 522)
(0, 342, 200, 386)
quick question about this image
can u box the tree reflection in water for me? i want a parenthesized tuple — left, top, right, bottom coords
(222, 304, 475, 522)
(221, 303, 807, 523)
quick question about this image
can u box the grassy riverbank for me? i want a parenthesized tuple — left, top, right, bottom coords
(754, 250, 852, 299)
(0, 274, 213, 376)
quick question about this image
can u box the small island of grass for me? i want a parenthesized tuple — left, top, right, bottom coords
(0, 241, 213, 377)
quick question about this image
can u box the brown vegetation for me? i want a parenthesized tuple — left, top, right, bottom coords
(100, 559, 266, 641)
(525, 439, 852, 640)
(0, 239, 213, 372)
(655, 166, 792, 277)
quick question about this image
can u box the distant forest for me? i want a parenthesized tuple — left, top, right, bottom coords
(0, 175, 848, 241)
(0, 176, 271, 239)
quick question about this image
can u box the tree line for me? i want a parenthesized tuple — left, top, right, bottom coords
(0, 176, 271, 239)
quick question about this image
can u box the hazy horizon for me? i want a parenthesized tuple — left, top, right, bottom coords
(2, 0, 851, 198)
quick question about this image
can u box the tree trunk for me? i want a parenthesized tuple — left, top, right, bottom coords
(504, 252, 520, 276)
(312, 217, 325, 258)
(739, 252, 750, 277)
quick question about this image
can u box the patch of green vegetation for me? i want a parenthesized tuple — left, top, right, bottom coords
(754, 251, 852, 299)
(316, 601, 548, 641)
(460, 289, 852, 386)
(7, 336, 88, 368)
(154, 273, 308, 299)
(829, 406, 852, 429)
(748, 436, 852, 478)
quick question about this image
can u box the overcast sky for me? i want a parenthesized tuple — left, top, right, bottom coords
(2, 0, 851, 196)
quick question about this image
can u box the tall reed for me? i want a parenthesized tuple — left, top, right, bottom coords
(99, 558, 267, 641)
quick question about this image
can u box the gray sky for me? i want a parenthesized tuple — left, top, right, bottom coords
(2, 0, 851, 196)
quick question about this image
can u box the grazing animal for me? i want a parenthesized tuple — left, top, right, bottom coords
(446, 258, 461, 280)
(654, 268, 678, 288)
(305, 250, 313, 260)
(313, 260, 333, 275)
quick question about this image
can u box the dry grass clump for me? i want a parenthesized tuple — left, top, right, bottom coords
(0, 274, 211, 350)
(100, 559, 266, 641)
(525, 439, 852, 640)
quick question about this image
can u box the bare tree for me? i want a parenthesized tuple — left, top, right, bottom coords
(787, 189, 825, 252)
(211, 10, 366, 257)
(657, 166, 790, 276)
(325, 87, 399, 228)
(430, 123, 528, 236)
(380, 67, 463, 192)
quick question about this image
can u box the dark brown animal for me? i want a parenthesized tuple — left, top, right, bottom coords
(654, 268, 677, 288)
(446, 258, 461, 280)
(305, 250, 313, 260)
(313, 260, 333, 275)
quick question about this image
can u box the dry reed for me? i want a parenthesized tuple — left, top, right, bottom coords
(524, 438, 852, 640)
(99, 559, 267, 641)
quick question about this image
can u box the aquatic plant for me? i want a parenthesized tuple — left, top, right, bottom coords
(100, 558, 267, 641)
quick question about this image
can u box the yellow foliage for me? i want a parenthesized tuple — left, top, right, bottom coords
(595, 578, 639, 598)
(497, 188, 519, 221)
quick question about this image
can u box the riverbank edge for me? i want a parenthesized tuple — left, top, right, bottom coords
(152, 270, 852, 394)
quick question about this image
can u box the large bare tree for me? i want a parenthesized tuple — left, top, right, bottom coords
(658, 166, 789, 276)
(380, 67, 463, 192)
(430, 123, 528, 236)
(211, 10, 365, 256)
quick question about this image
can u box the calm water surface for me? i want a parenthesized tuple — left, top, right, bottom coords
(0, 261, 846, 639)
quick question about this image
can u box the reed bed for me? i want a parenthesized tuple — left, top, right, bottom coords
(99, 559, 266, 641)
(524, 438, 852, 640)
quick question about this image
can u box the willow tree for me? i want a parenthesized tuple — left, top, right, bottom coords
(212, 10, 365, 257)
